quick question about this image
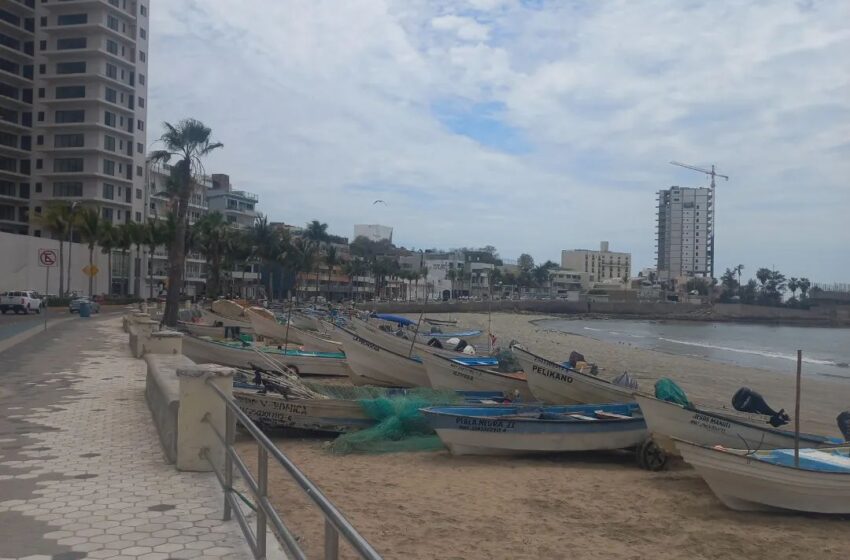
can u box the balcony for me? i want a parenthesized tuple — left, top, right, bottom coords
(42, 0, 138, 21)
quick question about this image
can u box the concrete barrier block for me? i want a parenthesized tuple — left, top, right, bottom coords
(176, 364, 235, 472)
(131, 319, 160, 358)
(144, 354, 194, 463)
(142, 330, 182, 356)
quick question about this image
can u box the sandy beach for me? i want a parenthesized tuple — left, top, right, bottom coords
(239, 312, 850, 560)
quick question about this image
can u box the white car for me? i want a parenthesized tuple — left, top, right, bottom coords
(0, 291, 45, 315)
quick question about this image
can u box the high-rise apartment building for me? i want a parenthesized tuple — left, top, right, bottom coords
(656, 186, 714, 283)
(561, 241, 631, 281)
(0, 0, 150, 290)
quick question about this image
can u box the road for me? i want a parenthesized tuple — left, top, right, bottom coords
(0, 305, 127, 344)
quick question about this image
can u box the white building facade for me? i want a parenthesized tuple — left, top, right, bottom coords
(353, 224, 392, 243)
(561, 241, 631, 281)
(656, 186, 714, 283)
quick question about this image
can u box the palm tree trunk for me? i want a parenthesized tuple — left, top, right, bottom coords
(58, 240, 65, 297)
(107, 251, 112, 296)
(148, 249, 155, 301)
(88, 246, 94, 296)
(163, 168, 191, 327)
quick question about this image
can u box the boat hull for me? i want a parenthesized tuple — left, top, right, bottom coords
(424, 404, 646, 456)
(335, 325, 430, 388)
(676, 440, 850, 513)
(232, 389, 372, 433)
(247, 310, 343, 353)
(513, 346, 634, 404)
(199, 309, 252, 330)
(421, 352, 534, 400)
(634, 394, 837, 455)
(182, 335, 350, 377)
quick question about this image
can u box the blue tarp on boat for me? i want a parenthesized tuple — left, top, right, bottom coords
(371, 313, 416, 326)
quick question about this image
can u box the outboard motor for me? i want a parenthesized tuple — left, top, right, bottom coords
(454, 339, 469, 353)
(568, 351, 585, 368)
(732, 387, 790, 427)
(426, 338, 443, 349)
(837, 411, 850, 441)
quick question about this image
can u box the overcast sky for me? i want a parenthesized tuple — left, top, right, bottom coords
(148, 0, 850, 283)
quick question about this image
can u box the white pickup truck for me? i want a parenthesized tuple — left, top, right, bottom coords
(0, 290, 45, 314)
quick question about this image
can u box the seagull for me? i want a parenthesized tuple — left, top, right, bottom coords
(373, 200, 387, 205)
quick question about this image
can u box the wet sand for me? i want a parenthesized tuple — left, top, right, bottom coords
(239, 312, 850, 560)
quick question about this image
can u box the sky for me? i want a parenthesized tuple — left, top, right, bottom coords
(147, 0, 850, 283)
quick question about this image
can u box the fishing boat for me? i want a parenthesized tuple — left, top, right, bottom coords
(634, 393, 841, 456)
(370, 313, 482, 341)
(675, 439, 850, 513)
(512, 345, 635, 404)
(182, 334, 350, 377)
(345, 317, 484, 360)
(245, 307, 343, 353)
(199, 308, 253, 330)
(233, 387, 374, 433)
(422, 403, 647, 456)
(334, 324, 431, 387)
(177, 321, 229, 339)
(420, 351, 534, 400)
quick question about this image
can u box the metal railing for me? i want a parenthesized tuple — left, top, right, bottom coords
(201, 379, 382, 560)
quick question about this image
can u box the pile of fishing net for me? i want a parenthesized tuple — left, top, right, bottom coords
(655, 377, 692, 408)
(326, 388, 464, 455)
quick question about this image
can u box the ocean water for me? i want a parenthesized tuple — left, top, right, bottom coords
(537, 318, 850, 381)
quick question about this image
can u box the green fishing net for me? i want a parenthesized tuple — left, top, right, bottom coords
(327, 389, 464, 455)
(655, 378, 692, 408)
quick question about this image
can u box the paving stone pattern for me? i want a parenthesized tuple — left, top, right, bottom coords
(0, 317, 253, 559)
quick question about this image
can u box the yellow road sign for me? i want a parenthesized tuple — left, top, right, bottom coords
(83, 264, 99, 277)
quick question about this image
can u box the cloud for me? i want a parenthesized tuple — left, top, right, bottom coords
(148, 0, 850, 281)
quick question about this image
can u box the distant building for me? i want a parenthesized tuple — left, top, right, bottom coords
(561, 241, 631, 281)
(656, 186, 714, 283)
(549, 269, 592, 299)
(207, 174, 258, 229)
(353, 224, 392, 243)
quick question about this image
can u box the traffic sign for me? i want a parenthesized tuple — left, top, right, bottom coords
(38, 248, 58, 267)
(82, 264, 99, 278)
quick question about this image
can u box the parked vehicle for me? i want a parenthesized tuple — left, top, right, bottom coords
(0, 291, 44, 315)
(69, 297, 100, 314)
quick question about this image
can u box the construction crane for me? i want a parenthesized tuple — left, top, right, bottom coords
(668, 161, 728, 280)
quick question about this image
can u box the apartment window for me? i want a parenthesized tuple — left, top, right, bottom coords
(136, 165, 142, 177)
(135, 211, 141, 222)
(140, 5, 147, 17)
(53, 181, 83, 197)
(140, 28, 146, 40)
(54, 133, 84, 148)
(136, 143, 143, 154)
(54, 158, 83, 172)
(106, 63, 117, 79)
(57, 14, 87, 26)
(39, 64, 45, 75)
(102, 207, 113, 221)
(139, 74, 145, 85)
(39, 40, 46, 50)
(57, 37, 86, 50)
(35, 182, 41, 193)
(105, 87, 117, 103)
(137, 120, 143, 131)
(56, 61, 86, 74)
(104, 111, 116, 127)
(39, 16, 47, 27)
(35, 159, 41, 170)
(107, 15, 119, 31)
(106, 39, 118, 55)
(103, 183, 114, 199)
(139, 51, 146, 62)
(103, 159, 115, 176)
(55, 110, 84, 123)
(104, 135, 115, 151)
(37, 87, 44, 98)
(55, 85, 85, 99)
(36, 135, 43, 146)
(138, 97, 144, 108)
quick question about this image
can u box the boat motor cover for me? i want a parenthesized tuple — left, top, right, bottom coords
(454, 339, 468, 352)
(732, 387, 790, 427)
(568, 351, 585, 367)
(426, 338, 443, 348)
(655, 378, 692, 408)
(837, 411, 850, 441)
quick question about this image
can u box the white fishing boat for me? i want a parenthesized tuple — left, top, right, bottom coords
(512, 345, 634, 404)
(634, 393, 840, 456)
(199, 308, 252, 330)
(675, 439, 850, 513)
(334, 324, 431, 388)
(182, 334, 350, 377)
(232, 387, 373, 433)
(178, 321, 228, 339)
(420, 351, 534, 401)
(245, 308, 342, 353)
(423, 403, 647, 456)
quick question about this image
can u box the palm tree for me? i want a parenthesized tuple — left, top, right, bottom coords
(324, 245, 340, 302)
(99, 221, 116, 296)
(127, 221, 145, 296)
(420, 266, 429, 301)
(304, 220, 329, 300)
(114, 223, 133, 296)
(787, 277, 800, 299)
(734, 264, 745, 294)
(38, 204, 72, 296)
(446, 268, 457, 300)
(250, 214, 283, 300)
(798, 277, 811, 299)
(144, 219, 170, 301)
(149, 118, 223, 326)
(194, 212, 230, 299)
(411, 270, 421, 302)
(74, 207, 102, 297)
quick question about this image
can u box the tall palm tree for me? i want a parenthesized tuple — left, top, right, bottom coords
(194, 212, 230, 299)
(74, 207, 102, 297)
(304, 220, 328, 300)
(149, 118, 223, 326)
(734, 264, 745, 293)
(127, 221, 145, 296)
(324, 245, 339, 302)
(99, 221, 116, 296)
(38, 204, 72, 296)
(114, 223, 133, 296)
(446, 268, 457, 300)
(250, 214, 283, 300)
(144, 219, 170, 301)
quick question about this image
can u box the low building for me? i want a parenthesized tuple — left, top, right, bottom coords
(561, 241, 631, 281)
(549, 269, 593, 299)
(207, 174, 258, 230)
(353, 224, 392, 243)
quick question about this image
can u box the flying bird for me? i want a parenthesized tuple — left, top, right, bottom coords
(373, 200, 387, 205)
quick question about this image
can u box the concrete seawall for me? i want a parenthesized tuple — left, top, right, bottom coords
(365, 300, 850, 326)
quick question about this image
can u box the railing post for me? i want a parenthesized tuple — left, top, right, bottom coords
(175, 364, 235, 472)
(324, 519, 339, 560)
(223, 405, 233, 522)
(257, 445, 268, 559)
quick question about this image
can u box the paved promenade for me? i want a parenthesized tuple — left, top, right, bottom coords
(0, 315, 253, 559)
